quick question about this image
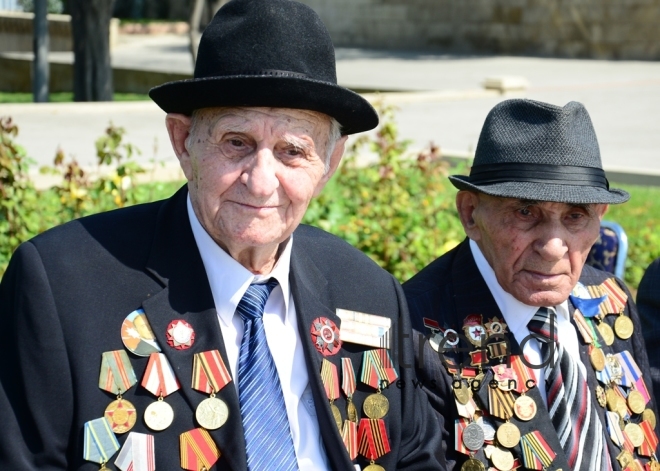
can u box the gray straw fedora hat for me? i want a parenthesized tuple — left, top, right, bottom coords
(449, 99, 629, 204)
(149, 0, 378, 135)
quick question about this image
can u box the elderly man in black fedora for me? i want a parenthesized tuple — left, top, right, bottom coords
(405, 99, 660, 471)
(0, 1, 444, 470)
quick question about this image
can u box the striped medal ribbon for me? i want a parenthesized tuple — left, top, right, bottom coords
(83, 417, 120, 469)
(99, 350, 137, 395)
(488, 385, 515, 420)
(141, 353, 180, 431)
(639, 420, 659, 457)
(361, 349, 398, 390)
(358, 418, 391, 467)
(342, 357, 359, 424)
(520, 431, 556, 470)
(321, 359, 342, 433)
(510, 355, 535, 393)
(192, 350, 232, 430)
(342, 420, 359, 460)
(114, 432, 155, 471)
(179, 428, 221, 471)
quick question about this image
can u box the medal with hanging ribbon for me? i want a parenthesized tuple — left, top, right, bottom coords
(358, 418, 391, 471)
(141, 352, 181, 431)
(519, 431, 556, 470)
(191, 350, 232, 430)
(99, 350, 138, 434)
(321, 359, 342, 432)
(114, 432, 155, 471)
(342, 418, 359, 461)
(361, 349, 398, 420)
(342, 357, 358, 423)
(179, 428, 221, 471)
(83, 417, 121, 470)
(638, 420, 659, 457)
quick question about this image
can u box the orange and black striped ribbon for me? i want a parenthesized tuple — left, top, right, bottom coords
(357, 418, 391, 460)
(488, 386, 515, 419)
(191, 350, 232, 394)
(321, 359, 340, 401)
(520, 431, 556, 469)
(361, 350, 398, 390)
(342, 420, 358, 460)
(179, 428, 221, 471)
(99, 350, 137, 395)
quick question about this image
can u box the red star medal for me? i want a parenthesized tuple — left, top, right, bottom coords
(166, 320, 195, 350)
(311, 317, 341, 356)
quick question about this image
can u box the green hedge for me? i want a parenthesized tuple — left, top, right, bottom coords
(1, 107, 658, 290)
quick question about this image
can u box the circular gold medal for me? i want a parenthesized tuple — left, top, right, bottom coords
(364, 464, 386, 471)
(347, 399, 358, 423)
(627, 390, 646, 415)
(595, 386, 607, 408)
(491, 447, 514, 471)
(454, 382, 472, 405)
(615, 397, 628, 419)
(104, 398, 137, 434)
(606, 388, 619, 411)
(643, 408, 657, 428)
(614, 315, 634, 340)
(461, 458, 486, 471)
(514, 395, 537, 421)
(624, 422, 645, 447)
(363, 393, 390, 420)
(330, 403, 342, 431)
(598, 322, 615, 346)
(496, 422, 521, 448)
(144, 399, 174, 431)
(590, 347, 606, 371)
(195, 396, 229, 430)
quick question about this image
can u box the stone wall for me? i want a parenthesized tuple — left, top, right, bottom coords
(297, 0, 660, 60)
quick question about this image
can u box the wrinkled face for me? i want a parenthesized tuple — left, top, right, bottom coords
(457, 191, 608, 306)
(169, 107, 344, 253)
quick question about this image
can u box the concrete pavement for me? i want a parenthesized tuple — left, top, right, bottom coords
(2, 33, 660, 187)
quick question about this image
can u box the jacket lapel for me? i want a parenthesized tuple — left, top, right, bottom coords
(141, 187, 247, 471)
(290, 244, 355, 471)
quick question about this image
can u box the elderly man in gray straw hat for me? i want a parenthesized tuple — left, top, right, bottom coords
(0, 0, 444, 470)
(404, 99, 659, 471)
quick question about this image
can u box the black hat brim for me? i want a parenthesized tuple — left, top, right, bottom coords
(149, 75, 378, 135)
(448, 175, 630, 205)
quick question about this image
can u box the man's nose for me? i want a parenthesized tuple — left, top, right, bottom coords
(534, 230, 569, 261)
(241, 148, 280, 196)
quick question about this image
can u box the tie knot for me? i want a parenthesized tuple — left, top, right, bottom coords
(237, 279, 279, 322)
(527, 306, 559, 343)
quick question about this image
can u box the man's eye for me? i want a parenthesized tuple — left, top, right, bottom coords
(518, 208, 532, 216)
(229, 139, 244, 147)
(285, 148, 303, 156)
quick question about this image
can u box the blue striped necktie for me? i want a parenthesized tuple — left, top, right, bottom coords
(237, 279, 299, 471)
(527, 307, 612, 471)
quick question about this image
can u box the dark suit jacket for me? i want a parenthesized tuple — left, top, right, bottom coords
(403, 239, 657, 471)
(0, 187, 444, 471)
(639, 257, 660, 409)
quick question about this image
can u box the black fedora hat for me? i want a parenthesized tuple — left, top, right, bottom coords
(449, 99, 629, 204)
(149, 0, 377, 135)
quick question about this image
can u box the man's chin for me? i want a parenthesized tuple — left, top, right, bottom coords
(511, 286, 572, 308)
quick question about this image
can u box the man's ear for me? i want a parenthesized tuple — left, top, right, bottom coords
(166, 113, 193, 181)
(596, 203, 609, 220)
(455, 191, 482, 241)
(313, 135, 348, 197)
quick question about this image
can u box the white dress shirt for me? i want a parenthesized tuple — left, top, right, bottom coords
(187, 196, 330, 471)
(469, 239, 588, 406)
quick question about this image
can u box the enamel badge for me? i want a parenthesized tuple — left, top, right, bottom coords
(311, 317, 342, 356)
(166, 320, 195, 350)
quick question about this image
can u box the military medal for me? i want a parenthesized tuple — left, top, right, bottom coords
(639, 420, 659, 457)
(320, 359, 342, 430)
(462, 422, 485, 451)
(461, 458, 485, 471)
(642, 409, 656, 428)
(453, 374, 472, 405)
(423, 318, 444, 352)
(141, 352, 180, 431)
(488, 385, 515, 420)
(596, 385, 607, 408)
(191, 350, 232, 430)
(166, 319, 195, 350)
(179, 428, 221, 471)
(590, 346, 606, 372)
(341, 419, 358, 460)
(121, 309, 161, 357)
(625, 423, 645, 448)
(628, 390, 646, 415)
(342, 357, 358, 423)
(490, 446, 514, 471)
(615, 314, 634, 340)
(617, 450, 635, 468)
(463, 314, 486, 347)
(358, 418, 391, 471)
(598, 321, 615, 346)
(114, 432, 155, 471)
(496, 422, 520, 449)
(311, 317, 342, 356)
(361, 349, 397, 420)
(83, 417, 121, 470)
(493, 364, 518, 392)
(99, 350, 138, 434)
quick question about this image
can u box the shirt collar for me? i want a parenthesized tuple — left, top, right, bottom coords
(187, 195, 293, 327)
(468, 238, 570, 327)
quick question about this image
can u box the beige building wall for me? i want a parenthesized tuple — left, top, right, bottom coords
(297, 0, 660, 60)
